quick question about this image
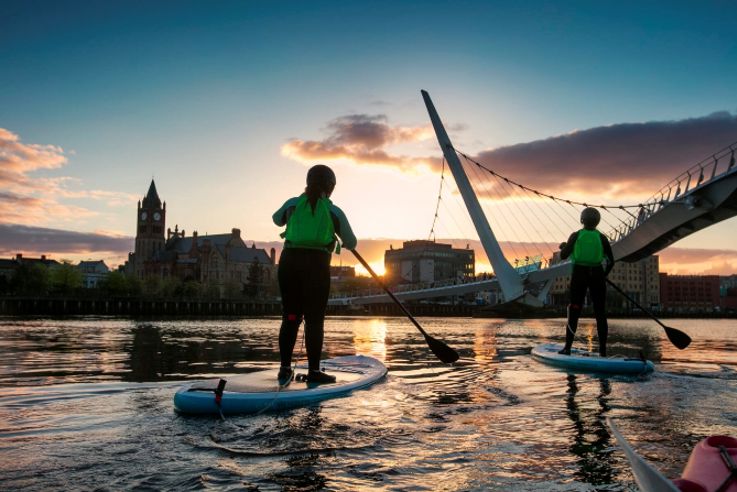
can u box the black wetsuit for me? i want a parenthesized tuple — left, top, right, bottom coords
(560, 229, 615, 356)
(277, 247, 331, 371)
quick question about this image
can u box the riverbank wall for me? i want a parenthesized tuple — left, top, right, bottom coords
(0, 297, 477, 317)
(1, 296, 733, 318)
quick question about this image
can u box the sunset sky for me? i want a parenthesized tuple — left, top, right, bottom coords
(2, 1, 737, 275)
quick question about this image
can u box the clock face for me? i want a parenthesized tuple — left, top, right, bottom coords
(153, 212, 161, 221)
(140, 211, 148, 221)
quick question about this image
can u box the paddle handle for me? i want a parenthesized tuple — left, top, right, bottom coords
(350, 249, 429, 338)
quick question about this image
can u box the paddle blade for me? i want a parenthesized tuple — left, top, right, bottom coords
(665, 326, 691, 350)
(424, 333, 460, 363)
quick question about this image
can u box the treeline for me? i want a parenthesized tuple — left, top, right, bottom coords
(0, 263, 274, 300)
(1, 262, 85, 296)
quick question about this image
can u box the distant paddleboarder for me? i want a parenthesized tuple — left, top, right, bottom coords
(272, 164, 357, 385)
(558, 207, 615, 356)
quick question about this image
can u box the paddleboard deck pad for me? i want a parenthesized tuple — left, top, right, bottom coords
(532, 343, 655, 375)
(174, 355, 387, 415)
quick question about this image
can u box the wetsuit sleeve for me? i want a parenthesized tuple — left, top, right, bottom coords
(272, 197, 299, 226)
(330, 204, 357, 250)
(559, 232, 579, 260)
(600, 232, 615, 275)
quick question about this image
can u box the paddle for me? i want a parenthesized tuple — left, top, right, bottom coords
(350, 249, 460, 363)
(606, 278, 691, 350)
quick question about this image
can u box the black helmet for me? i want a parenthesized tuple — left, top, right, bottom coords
(306, 164, 336, 194)
(580, 207, 601, 228)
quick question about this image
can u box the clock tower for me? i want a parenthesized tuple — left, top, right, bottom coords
(134, 179, 166, 276)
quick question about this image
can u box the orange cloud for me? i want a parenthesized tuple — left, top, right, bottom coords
(281, 114, 440, 172)
(0, 127, 137, 226)
(0, 127, 67, 174)
(659, 247, 737, 275)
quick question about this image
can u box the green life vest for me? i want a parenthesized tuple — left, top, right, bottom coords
(284, 195, 336, 251)
(571, 229, 604, 266)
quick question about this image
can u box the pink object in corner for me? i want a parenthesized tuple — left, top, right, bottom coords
(673, 436, 737, 492)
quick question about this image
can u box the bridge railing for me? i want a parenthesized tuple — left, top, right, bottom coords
(329, 275, 491, 300)
(608, 141, 736, 242)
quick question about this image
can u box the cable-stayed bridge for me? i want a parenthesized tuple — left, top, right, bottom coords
(329, 91, 737, 307)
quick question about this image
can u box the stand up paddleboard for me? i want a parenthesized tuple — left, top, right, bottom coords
(174, 355, 387, 415)
(608, 418, 737, 492)
(532, 343, 654, 375)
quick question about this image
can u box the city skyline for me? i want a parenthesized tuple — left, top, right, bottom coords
(2, 1, 737, 275)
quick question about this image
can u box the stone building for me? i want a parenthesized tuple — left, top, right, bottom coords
(126, 180, 276, 298)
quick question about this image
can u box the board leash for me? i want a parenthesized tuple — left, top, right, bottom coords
(252, 326, 306, 417)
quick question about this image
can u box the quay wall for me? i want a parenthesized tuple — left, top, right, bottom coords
(0, 296, 475, 317)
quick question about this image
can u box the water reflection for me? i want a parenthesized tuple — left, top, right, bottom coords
(352, 319, 387, 361)
(127, 324, 164, 381)
(271, 409, 328, 491)
(565, 373, 615, 486)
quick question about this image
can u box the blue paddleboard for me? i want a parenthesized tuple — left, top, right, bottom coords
(174, 355, 387, 415)
(532, 343, 655, 375)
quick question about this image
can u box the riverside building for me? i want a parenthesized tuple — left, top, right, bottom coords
(549, 254, 660, 310)
(125, 180, 276, 298)
(660, 273, 720, 312)
(384, 240, 475, 285)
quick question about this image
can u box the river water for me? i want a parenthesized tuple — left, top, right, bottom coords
(1, 316, 736, 491)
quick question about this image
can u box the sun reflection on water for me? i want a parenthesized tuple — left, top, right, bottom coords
(351, 318, 387, 361)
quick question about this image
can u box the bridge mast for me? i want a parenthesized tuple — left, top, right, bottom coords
(421, 90, 524, 302)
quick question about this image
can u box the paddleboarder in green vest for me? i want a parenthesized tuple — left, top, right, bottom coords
(272, 164, 357, 385)
(558, 207, 615, 356)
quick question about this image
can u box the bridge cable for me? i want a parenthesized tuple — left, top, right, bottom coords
(518, 185, 566, 260)
(492, 164, 549, 262)
(456, 150, 661, 210)
(427, 157, 446, 241)
(462, 152, 529, 263)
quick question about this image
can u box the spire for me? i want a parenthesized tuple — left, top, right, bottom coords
(142, 179, 161, 208)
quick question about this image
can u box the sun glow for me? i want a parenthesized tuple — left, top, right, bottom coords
(354, 260, 386, 277)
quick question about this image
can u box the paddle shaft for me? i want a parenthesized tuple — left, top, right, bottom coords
(605, 278, 667, 329)
(350, 249, 430, 338)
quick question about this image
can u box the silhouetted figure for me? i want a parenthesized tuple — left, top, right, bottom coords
(559, 207, 614, 356)
(272, 164, 357, 385)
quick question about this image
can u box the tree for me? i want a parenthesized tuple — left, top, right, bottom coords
(245, 262, 264, 299)
(142, 276, 161, 297)
(11, 263, 50, 295)
(50, 262, 83, 295)
(100, 271, 131, 297)
(179, 280, 201, 299)
(158, 277, 182, 298)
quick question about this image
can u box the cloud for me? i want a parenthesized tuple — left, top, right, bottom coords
(0, 224, 133, 265)
(0, 127, 137, 226)
(281, 114, 440, 172)
(472, 111, 737, 198)
(659, 247, 737, 275)
(0, 127, 67, 174)
(282, 111, 737, 203)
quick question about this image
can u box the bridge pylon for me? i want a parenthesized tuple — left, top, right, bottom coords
(422, 90, 534, 304)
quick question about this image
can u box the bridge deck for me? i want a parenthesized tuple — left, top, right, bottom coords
(330, 164, 737, 306)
